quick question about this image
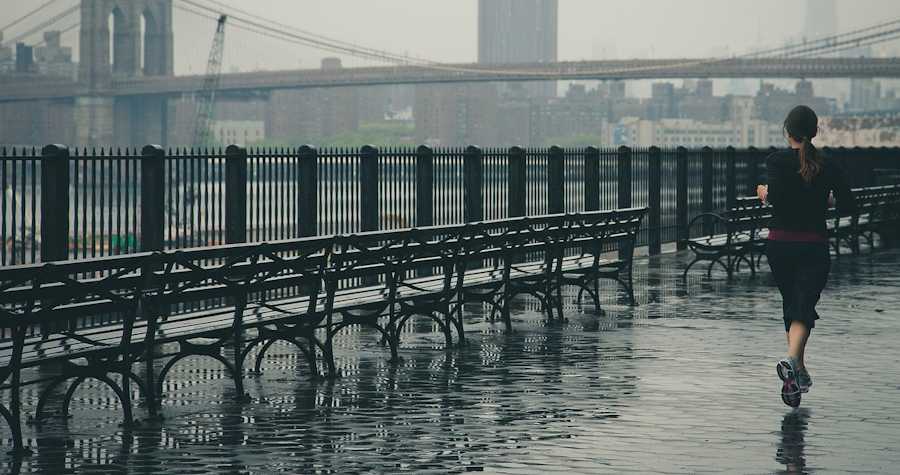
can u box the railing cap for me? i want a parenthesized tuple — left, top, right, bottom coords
(141, 144, 164, 157)
(42, 144, 69, 157)
(225, 144, 247, 156)
(360, 144, 379, 156)
(298, 144, 317, 156)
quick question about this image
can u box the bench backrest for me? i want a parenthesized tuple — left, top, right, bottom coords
(0, 254, 155, 336)
(0, 207, 649, 363)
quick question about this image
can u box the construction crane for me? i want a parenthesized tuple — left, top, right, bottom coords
(192, 14, 227, 147)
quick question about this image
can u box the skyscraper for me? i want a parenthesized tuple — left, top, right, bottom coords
(478, 0, 558, 97)
(804, 0, 837, 41)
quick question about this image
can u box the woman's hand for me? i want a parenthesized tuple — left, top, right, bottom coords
(757, 184, 768, 204)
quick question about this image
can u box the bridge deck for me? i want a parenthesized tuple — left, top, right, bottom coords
(3, 57, 900, 102)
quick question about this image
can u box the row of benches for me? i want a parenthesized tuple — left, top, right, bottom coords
(0, 207, 647, 454)
(684, 185, 900, 279)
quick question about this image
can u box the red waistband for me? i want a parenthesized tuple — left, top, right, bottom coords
(767, 228, 827, 243)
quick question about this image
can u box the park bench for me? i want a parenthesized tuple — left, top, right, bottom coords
(0, 207, 646, 454)
(683, 184, 900, 279)
(682, 197, 771, 279)
(830, 185, 900, 254)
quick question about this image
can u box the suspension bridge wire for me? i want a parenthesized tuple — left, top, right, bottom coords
(192, 0, 441, 66)
(175, 0, 718, 76)
(781, 25, 900, 58)
(172, 3, 391, 61)
(791, 32, 900, 58)
(1, 4, 80, 47)
(0, 0, 64, 33)
(32, 22, 80, 48)
(187, 0, 900, 66)
(745, 18, 900, 58)
(176, 0, 900, 79)
(176, 0, 431, 66)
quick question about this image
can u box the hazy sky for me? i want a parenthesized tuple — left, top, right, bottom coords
(3, 0, 900, 75)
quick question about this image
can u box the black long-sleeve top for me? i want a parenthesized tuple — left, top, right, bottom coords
(765, 150, 857, 236)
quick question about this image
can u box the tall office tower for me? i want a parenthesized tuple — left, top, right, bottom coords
(478, 0, 558, 98)
(804, 0, 838, 42)
(804, 0, 842, 101)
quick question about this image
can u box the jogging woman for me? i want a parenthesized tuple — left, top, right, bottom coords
(756, 105, 856, 408)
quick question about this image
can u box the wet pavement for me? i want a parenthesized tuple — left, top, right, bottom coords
(2, 246, 900, 474)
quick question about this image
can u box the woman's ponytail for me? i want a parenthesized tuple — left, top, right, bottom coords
(784, 106, 822, 183)
(798, 137, 822, 183)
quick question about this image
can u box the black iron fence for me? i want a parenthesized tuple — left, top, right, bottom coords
(2, 143, 899, 267)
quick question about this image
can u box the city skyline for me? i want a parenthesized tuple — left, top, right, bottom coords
(3, 0, 900, 77)
(3, 0, 900, 148)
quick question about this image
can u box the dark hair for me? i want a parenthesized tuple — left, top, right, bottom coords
(783, 105, 822, 183)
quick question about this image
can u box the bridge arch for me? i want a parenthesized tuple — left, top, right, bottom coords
(80, 0, 173, 88)
(108, 4, 132, 74)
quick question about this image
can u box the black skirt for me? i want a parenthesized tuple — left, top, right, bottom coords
(765, 240, 831, 332)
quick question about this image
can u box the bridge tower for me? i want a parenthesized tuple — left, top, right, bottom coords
(79, 0, 173, 88)
(76, 0, 173, 145)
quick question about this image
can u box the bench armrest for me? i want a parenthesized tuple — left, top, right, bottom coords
(686, 212, 730, 233)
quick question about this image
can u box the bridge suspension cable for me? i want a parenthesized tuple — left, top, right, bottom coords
(744, 17, 900, 58)
(0, 4, 79, 48)
(174, 0, 900, 79)
(790, 32, 900, 58)
(192, 0, 441, 66)
(176, 0, 435, 66)
(32, 21, 80, 48)
(782, 26, 900, 58)
(0, 0, 64, 33)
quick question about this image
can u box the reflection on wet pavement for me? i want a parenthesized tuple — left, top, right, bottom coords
(1, 248, 899, 473)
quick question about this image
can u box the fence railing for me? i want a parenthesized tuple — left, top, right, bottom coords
(2, 143, 898, 267)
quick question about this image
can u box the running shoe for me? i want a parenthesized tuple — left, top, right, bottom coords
(796, 367, 812, 394)
(777, 357, 802, 408)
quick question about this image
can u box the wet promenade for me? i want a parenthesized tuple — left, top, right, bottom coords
(2, 247, 900, 474)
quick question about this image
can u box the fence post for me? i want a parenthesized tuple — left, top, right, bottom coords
(548, 145, 565, 214)
(508, 146, 526, 218)
(298, 145, 317, 237)
(895, 147, 900, 180)
(584, 146, 600, 212)
(726, 146, 737, 209)
(140, 144, 165, 252)
(225, 144, 248, 244)
(648, 146, 661, 256)
(415, 145, 434, 228)
(40, 144, 70, 262)
(617, 146, 632, 209)
(464, 145, 483, 223)
(834, 147, 849, 185)
(747, 146, 760, 196)
(676, 146, 688, 250)
(701, 146, 714, 236)
(866, 147, 877, 187)
(617, 146, 632, 259)
(360, 145, 379, 232)
(139, 144, 167, 388)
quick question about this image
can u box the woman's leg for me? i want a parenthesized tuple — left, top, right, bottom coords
(787, 321, 810, 368)
(786, 243, 828, 370)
